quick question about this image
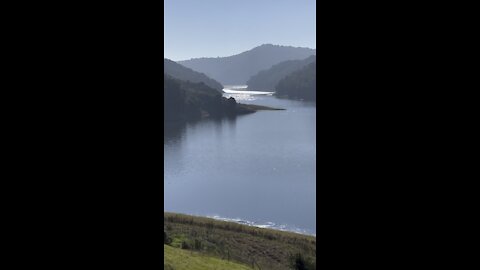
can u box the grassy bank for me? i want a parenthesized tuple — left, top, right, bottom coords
(164, 212, 316, 270)
(164, 244, 252, 270)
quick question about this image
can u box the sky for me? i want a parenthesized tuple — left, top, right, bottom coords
(164, 0, 316, 61)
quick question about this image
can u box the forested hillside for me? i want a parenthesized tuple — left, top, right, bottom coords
(275, 61, 316, 101)
(178, 44, 315, 85)
(164, 59, 223, 92)
(247, 55, 316, 91)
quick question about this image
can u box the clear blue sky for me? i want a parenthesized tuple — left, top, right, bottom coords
(164, 0, 316, 61)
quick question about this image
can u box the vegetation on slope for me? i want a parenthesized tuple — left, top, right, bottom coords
(247, 55, 316, 91)
(164, 75, 283, 123)
(164, 244, 252, 270)
(275, 61, 316, 101)
(164, 58, 224, 92)
(164, 212, 316, 270)
(164, 74, 244, 123)
(178, 44, 316, 85)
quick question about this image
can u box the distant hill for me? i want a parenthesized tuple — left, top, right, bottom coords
(164, 59, 223, 92)
(178, 44, 316, 85)
(275, 61, 316, 101)
(247, 55, 316, 91)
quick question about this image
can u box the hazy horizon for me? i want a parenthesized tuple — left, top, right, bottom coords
(165, 44, 317, 62)
(164, 0, 316, 61)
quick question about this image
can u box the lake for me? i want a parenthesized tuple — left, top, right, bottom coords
(164, 86, 316, 235)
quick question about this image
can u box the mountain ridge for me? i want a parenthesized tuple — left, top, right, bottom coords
(178, 44, 315, 62)
(164, 59, 223, 92)
(178, 44, 316, 85)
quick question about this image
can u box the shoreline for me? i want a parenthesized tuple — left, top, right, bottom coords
(164, 212, 316, 270)
(237, 103, 285, 111)
(164, 212, 315, 238)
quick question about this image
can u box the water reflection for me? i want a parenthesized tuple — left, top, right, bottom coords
(164, 122, 187, 145)
(164, 94, 316, 235)
(165, 117, 238, 146)
(164, 117, 239, 187)
(164, 117, 238, 175)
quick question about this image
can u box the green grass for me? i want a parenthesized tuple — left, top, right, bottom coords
(164, 245, 252, 270)
(164, 212, 316, 270)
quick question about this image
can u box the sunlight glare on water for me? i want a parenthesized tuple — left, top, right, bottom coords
(222, 85, 274, 101)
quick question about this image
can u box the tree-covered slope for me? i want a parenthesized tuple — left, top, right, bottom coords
(164, 59, 223, 92)
(275, 61, 316, 101)
(178, 44, 316, 85)
(247, 55, 316, 91)
(164, 74, 285, 124)
(164, 74, 238, 123)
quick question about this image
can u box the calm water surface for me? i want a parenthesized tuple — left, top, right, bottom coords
(164, 87, 316, 235)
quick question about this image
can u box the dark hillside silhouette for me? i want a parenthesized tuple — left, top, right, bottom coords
(275, 61, 316, 101)
(247, 55, 316, 91)
(164, 59, 223, 92)
(164, 75, 262, 123)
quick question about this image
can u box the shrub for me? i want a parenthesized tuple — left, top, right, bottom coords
(194, 239, 202, 250)
(289, 253, 315, 270)
(164, 231, 172, 245)
(181, 241, 190, 250)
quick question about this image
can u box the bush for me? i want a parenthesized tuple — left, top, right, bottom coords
(181, 241, 190, 250)
(164, 231, 172, 245)
(289, 253, 316, 270)
(194, 239, 202, 250)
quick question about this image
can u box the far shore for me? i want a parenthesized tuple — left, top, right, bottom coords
(239, 103, 285, 111)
